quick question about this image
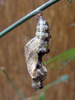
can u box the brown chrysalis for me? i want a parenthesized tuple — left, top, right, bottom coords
(24, 14, 51, 91)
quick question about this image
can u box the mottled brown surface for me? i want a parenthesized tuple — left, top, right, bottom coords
(0, 0, 75, 100)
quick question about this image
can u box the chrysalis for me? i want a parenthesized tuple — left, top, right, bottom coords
(24, 14, 51, 91)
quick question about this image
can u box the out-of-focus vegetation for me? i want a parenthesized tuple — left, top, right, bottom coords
(1, 47, 75, 100)
(44, 48, 75, 72)
(68, 0, 72, 3)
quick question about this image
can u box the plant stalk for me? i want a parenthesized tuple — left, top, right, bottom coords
(0, 0, 60, 38)
(1, 67, 25, 100)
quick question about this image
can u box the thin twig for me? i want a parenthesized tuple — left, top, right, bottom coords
(0, 0, 60, 38)
(1, 67, 25, 100)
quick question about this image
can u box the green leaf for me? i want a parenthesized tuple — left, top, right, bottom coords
(40, 91, 45, 100)
(57, 55, 75, 72)
(68, 0, 72, 3)
(44, 48, 75, 71)
(44, 48, 75, 65)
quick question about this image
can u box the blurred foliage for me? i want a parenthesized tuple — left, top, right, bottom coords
(39, 75, 69, 100)
(40, 91, 45, 100)
(30, 75, 69, 100)
(70, 23, 75, 27)
(43, 75, 69, 91)
(1, 67, 25, 100)
(68, 0, 72, 3)
(44, 48, 75, 72)
(1, 48, 75, 100)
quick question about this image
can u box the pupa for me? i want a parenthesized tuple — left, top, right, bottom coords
(24, 14, 51, 91)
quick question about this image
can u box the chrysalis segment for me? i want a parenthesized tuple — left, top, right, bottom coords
(25, 14, 51, 91)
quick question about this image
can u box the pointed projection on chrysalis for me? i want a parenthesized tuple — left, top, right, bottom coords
(24, 14, 51, 91)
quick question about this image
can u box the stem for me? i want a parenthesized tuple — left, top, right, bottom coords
(1, 67, 25, 100)
(43, 75, 69, 91)
(0, 0, 60, 38)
